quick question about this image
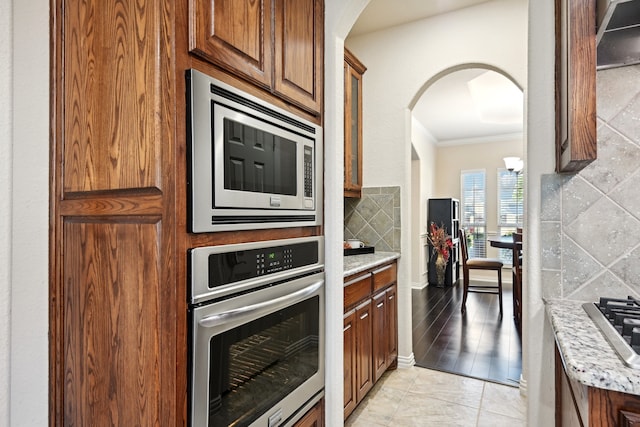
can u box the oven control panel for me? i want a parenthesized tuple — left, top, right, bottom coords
(207, 240, 319, 289)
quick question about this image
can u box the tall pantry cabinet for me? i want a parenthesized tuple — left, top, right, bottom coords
(49, 1, 323, 426)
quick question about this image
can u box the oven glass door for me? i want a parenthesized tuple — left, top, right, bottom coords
(191, 274, 324, 427)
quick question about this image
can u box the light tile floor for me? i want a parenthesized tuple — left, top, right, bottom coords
(345, 366, 526, 426)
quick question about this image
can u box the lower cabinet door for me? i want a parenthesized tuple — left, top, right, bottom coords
(386, 284, 398, 363)
(372, 290, 387, 382)
(343, 309, 357, 419)
(355, 299, 373, 403)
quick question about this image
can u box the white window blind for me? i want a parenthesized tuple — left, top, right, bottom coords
(497, 168, 523, 263)
(460, 170, 486, 258)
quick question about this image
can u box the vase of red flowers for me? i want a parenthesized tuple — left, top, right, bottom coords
(428, 222, 453, 286)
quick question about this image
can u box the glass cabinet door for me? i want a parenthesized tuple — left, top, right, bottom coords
(344, 48, 366, 198)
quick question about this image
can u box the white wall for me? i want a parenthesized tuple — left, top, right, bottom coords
(323, 1, 371, 425)
(345, 0, 527, 385)
(4, 0, 50, 425)
(0, 0, 13, 425)
(527, 0, 560, 424)
(411, 118, 437, 286)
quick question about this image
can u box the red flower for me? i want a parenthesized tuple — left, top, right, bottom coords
(428, 222, 453, 264)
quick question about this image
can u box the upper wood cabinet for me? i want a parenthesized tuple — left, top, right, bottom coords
(555, 0, 597, 172)
(344, 48, 366, 198)
(273, 0, 324, 114)
(190, 0, 273, 89)
(190, 0, 324, 115)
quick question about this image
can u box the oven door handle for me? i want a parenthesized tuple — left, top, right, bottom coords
(198, 280, 323, 328)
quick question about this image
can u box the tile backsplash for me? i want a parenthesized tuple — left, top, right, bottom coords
(344, 186, 401, 252)
(541, 64, 640, 302)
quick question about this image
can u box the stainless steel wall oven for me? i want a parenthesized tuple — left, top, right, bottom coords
(186, 69, 323, 233)
(188, 237, 324, 426)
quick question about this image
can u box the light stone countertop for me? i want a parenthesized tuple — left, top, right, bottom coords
(546, 298, 640, 395)
(343, 251, 400, 279)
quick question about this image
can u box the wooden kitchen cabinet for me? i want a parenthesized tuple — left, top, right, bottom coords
(273, 0, 324, 114)
(372, 263, 398, 382)
(386, 284, 398, 367)
(354, 299, 374, 403)
(50, 1, 177, 425)
(190, 0, 324, 115)
(190, 0, 273, 90)
(555, 0, 597, 172)
(344, 48, 366, 198)
(555, 346, 640, 426)
(343, 309, 358, 418)
(50, 0, 324, 426)
(372, 290, 387, 382)
(343, 261, 398, 420)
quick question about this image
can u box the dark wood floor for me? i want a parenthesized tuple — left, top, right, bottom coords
(412, 279, 522, 387)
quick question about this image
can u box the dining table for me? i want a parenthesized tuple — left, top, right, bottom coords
(487, 235, 522, 250)
(487, 234, 523, 334)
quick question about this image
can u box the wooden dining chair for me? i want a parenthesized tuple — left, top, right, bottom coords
(458, 229, 504, 317)
(512, 231, 523, 334)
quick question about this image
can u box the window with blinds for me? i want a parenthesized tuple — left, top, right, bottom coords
(497, 168, 524, 263)
(460, 170, 486, 258)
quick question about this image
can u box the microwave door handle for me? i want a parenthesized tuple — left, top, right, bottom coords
(198, 279, 323, 328)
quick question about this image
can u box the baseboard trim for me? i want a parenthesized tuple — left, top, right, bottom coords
(397, 353, 415, 369)
(412, 281, 428, 290)
(519, 375, 527, 397)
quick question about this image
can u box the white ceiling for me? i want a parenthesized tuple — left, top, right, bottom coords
(348, 0, 524, 145)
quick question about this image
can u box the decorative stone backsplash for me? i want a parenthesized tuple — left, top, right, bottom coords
(541, 64, 640, 302)
(344, 186, 401, 252)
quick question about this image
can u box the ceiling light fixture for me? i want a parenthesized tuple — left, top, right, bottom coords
(504, 156, 523, 173)
(467, 71, 523, 124)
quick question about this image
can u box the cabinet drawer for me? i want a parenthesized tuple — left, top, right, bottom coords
(344, 274, 372, 310)
(373, 263, 397, 292)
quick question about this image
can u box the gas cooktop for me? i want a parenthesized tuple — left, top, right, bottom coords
(583, 297, 640, 369)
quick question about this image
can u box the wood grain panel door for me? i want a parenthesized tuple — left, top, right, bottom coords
(355, 299, 373, 403)
(386, 284, 398, 364)
(273, 0, 323, 114)
(190, 0, 273, 89)
(343, 309, 357, 419)
(343, 49, 365, 198)
(62, 0, 165, 193)
(51, 0, 178, 425)
(62, 222, 162, 425)
(372, 290, 387, 382)
(555, 0, 596, 172)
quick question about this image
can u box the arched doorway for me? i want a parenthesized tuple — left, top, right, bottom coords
(409, 65, 524, 386)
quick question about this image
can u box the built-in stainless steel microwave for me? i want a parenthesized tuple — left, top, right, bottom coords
(186, 69, 323, 233)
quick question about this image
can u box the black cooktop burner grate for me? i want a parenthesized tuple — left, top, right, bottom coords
(583, 296, 640, 369)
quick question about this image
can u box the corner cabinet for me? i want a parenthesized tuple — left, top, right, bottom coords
(343, 261, 398, 420)
(344, 48, 367, 198)
(555, 0, 597, 172)
(427, 198, 460, 286)
(190, 0, 324, 116)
